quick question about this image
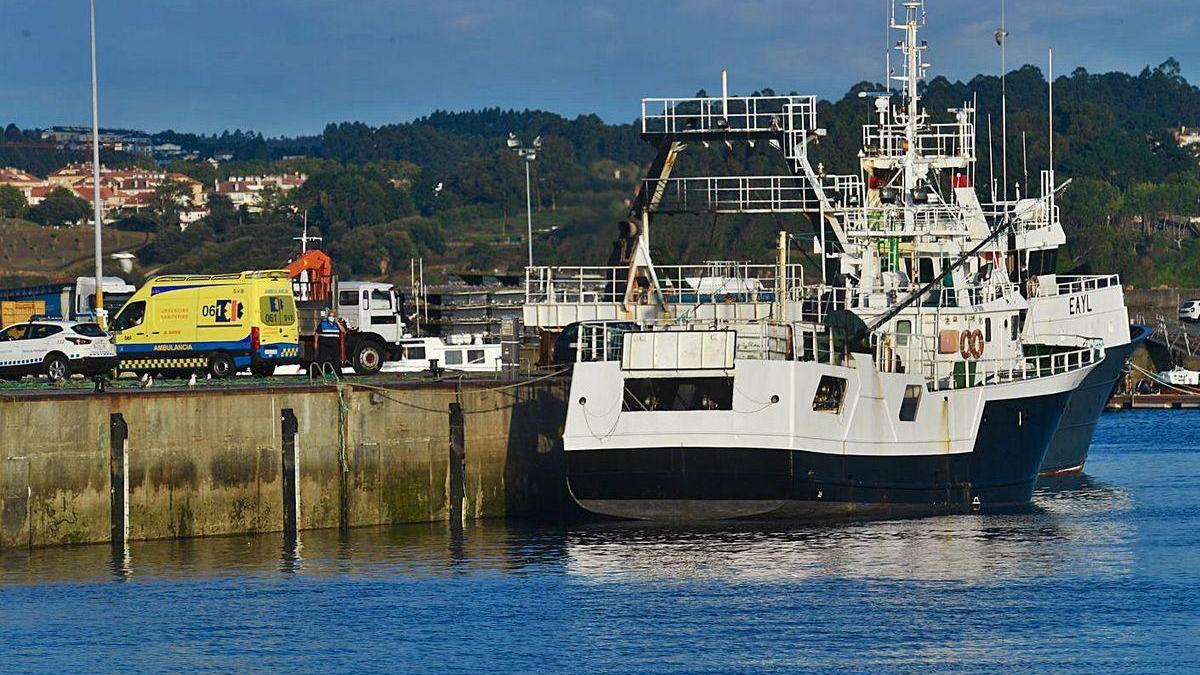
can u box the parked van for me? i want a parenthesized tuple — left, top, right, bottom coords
(110, 270, 300, 377)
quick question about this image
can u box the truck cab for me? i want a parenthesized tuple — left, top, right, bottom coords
(337, 281, 405, 344)
(75, 276, 137, 322)
(317, 280, 411, 375)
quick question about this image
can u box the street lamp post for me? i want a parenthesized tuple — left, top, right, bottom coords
(89, 0, 105, 327)
(507, 133, 541, 269)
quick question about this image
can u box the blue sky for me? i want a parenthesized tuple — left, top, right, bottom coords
(2, 1, 1197, 136)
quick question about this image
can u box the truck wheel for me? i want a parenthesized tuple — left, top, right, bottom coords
(352, 341, 384, 376)
(207, 352, 235, 379)
(44, 354, 69, 383)
(250, 363, 276, 378)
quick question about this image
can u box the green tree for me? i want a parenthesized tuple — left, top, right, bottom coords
(0, 185, 26, 218)
(27, 187, 90, 226)
(148, 179, 191, 231)
(328, 222, 418, 277)
(204, 193, 238, 235)
(1059, 178, 1126, 272)
(167, 159, 217, 188)
(257, 185, 290, 226)
(290, 165, 415, 239)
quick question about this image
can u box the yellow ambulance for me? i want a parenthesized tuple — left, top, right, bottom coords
(110, 270, 300, 377)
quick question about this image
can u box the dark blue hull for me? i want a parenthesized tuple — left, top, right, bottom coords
(1038, 324, 1151, 475)
(567, 390, 1071, 521)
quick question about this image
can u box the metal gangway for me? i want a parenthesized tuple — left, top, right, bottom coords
(1142, 314, 1198, 363)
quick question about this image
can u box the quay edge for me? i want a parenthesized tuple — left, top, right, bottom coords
(0, 377, 571, 550)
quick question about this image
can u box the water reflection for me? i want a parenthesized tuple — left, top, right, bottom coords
(279, 534, 303, 575)
(107, 542, 133, 583)
(0, 469, 1136, 588)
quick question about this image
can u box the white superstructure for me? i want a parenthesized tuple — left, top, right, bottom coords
(524, 1, 1104, 520)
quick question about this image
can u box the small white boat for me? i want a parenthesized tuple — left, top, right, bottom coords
(1157, 366, 1200, 387)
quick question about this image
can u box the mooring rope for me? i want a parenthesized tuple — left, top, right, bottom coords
(344, 367, 571, 416)
(1127, 361, 1200, 396)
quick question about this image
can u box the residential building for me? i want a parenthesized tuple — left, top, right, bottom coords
(1174, 126, 1200, 148)
(0, 167, 49, 201)
(214, 172, 307, 211)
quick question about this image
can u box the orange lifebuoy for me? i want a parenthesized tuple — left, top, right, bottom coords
(959, 331, 972, 360)
(970, 329, 985, 359)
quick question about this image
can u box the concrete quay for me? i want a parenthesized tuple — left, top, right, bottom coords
(0, 376, 572, 549)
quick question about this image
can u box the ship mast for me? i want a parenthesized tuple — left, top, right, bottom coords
(892, 2, 928, 228)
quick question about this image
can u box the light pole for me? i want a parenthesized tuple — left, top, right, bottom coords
(507, 133, 541, 268)
(89, 0, 105, 326)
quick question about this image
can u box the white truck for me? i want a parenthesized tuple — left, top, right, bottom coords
(298, 280, 502, 375)
(0, 276, 136, 326)
(329, 281, 406, 375)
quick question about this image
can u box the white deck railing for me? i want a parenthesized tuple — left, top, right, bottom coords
(650, 174, 863, 214)
(641, 96, 818, 136)
(575, 320, 1103, 392)
(524, 263, 805, 307)
(1031, 275, 1121, 298)
(877, 332, 1104, 391)
(862, 121, 975, 162)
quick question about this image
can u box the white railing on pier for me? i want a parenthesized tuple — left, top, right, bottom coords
(641, 95, 818, 136)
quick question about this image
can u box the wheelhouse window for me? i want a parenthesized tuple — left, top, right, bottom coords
(1028, 249, 1058, 276)
(896, 320, 912, 347)
(899, 384, 923, 422)
(467, 349, 486, 364)
(813, 375, 847, 414)
(405, 345, 426, 360)
(444, 350, 463, 365)
(918, 258, 935, 284)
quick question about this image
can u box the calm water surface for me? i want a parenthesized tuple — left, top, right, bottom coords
(2, 409, 1198, 673)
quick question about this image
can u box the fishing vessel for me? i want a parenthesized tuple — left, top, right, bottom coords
(902, 4, 1148, 476)
(524, 1, 1102, 520)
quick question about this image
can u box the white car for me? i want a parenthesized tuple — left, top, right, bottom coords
(1180, 300, 1200, 323)
(0, 320, 118, 382)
